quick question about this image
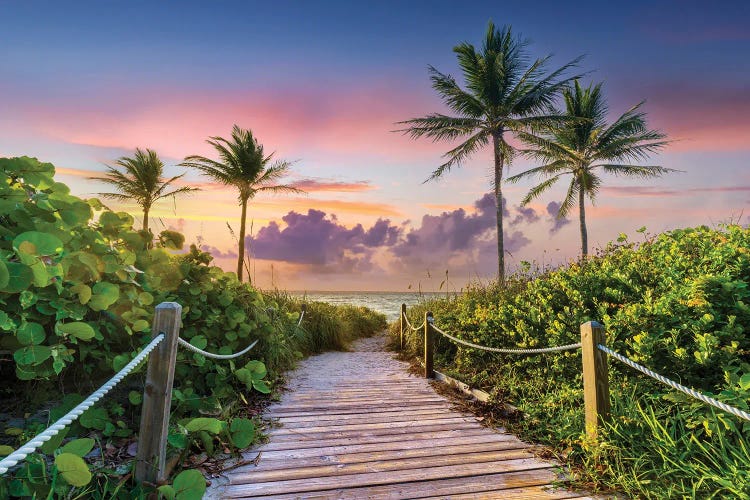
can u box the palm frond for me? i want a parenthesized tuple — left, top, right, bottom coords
(520, 175, 563, 205)
(395, 114, 483, 141)
(426, 130, 490, 181)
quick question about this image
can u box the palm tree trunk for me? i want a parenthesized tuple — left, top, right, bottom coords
(578, 181, 588, 257)
(142, 205, 150, 232)
(237, 197, 248, 281)
(492, 132, 505, 285)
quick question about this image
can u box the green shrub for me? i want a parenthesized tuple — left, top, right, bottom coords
(391, 225, 750, 497)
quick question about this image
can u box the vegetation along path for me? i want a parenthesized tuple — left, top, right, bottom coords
(210, 334, 597, 499)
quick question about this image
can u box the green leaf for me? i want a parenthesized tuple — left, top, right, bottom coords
(17, 322, 45, 346)
(0, 260, 9, 289)
(113, 354, 130, 372)
(244, 360, 267, 379)
(132, 319, 150, 332)
(230, 418, 256, 449)
(79, 407, 108, 430)
(184, 417, 222, 435)
(251, 379, 271, 394)
(189, 335, 207, 350)
(61, 438, 95, 457)
(0, 445, 14, 456)
(88, 282, 120, 311)
(158, 485, 176, 500)
(13, 231, 63, 256)
(70, 283, 92, 304)
(128, 390, 143, 405)
(56, 322, 96, 341)
(172, 469, 206, 500)
(0, 262, 33, 292)
(14, 345, 52, 365)
(740, 373, 750, 391)
(54, 453, 92, 487)
(167, 432, 188, 449)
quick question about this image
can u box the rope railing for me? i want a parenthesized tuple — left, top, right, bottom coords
(0, 301, 305, 481)
(0, 333, 165, 474)
(402, 312, 426, 332)
(398, 303, 750, 441)
(431, 323, 582, 354)
(178, 338, 259, 360)
(598, 344, 750, 422)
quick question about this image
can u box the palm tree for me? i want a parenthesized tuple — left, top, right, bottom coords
(181, 125, 302, 282)
(95, 148, 196, 232)
(397, 21, 583, 283)
(508, 80, 674, 256)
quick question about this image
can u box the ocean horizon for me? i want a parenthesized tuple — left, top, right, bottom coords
(289, 290, 448, 322)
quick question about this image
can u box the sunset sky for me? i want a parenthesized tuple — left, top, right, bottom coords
(2, 1, 749, 291)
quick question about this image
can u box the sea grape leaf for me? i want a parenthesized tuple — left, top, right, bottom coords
(70, 283, 92, 304)
(172, 469, 206, 500)
(189, 335, 208, 350)
(61, 438, 95, 457)
(0, 260, 8, 289)
(14, 345, 52, 365)
(229, 418, 255, 448)
(128, 391, 142, 405)
(88, 282, 119, 311)
(132, 319, 149, 332)
(54, 453, 92, 487)
(1, 262, 33, 292)
(158, 485, 176, 500)
(56, 322, 96, 341)
(13, 231, 63, 256)
(184, 417, 222, 434)
(17, 322, 45, 345)
(251, 379, 271, 394)
(79, 407, 108, 430)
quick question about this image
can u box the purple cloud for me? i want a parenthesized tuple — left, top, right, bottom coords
(249, 209, 401, 273)
(547, 202, 572, 234)
(201, 245, 238, 259)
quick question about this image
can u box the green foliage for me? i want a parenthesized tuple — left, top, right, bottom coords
(392, 225, 750, 497)
(0, 157, 386, 498)
(157, 469, 206, 500)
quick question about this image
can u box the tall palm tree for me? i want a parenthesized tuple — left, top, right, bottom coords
(508, 80, 674, 256)
(397, 21, 583, 283)
(95, 148, 196, 232)
(181, 125, 302, 282)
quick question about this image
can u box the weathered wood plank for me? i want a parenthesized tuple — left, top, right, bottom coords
(272, 408, 463, 426)
(266, 420, 482, 442)
(267, 402, 453, 418)
(252, 439, 529, 471)
(255, 432, 520, 461)
(256, 427, 493, 452)
(225, 458, 556, 496)
(236, 447, 537, 483)
(269, 415, 475, 435)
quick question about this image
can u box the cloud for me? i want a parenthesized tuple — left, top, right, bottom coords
(289, 178, 375, 193)
(249, 209, 401, 273)
(602, 185, 750, 198)
(546, 201, 572, 234)
(391, 193, 534, 273)
(246, 193, 543, 277)
(201, 245, 238, 259)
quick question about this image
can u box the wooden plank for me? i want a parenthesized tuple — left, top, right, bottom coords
(272, 408, 464, 426)
(257, 427, 493, 452)
(254, 432, 521, 461)
(224, 458, 556, 497)
(262, 472, 579, 500)
(237, 448, 537, 483)
(251, 439, 530, 471)
(266, 421, 482, 442)
(267, 403, 453, 418)
(270, 397, 445, 409)
(269, 415, 476, 435)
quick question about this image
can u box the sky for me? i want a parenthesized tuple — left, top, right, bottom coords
(1, 0, 749, 291)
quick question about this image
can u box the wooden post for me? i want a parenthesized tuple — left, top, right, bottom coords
(135, 302, 182, 484)
(424, 311, 434, 379)
(581, 321, 609, 440)
(400, 303, 406, 351)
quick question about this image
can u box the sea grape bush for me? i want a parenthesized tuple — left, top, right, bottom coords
(394, 225, 750, 497)
(0, 157, 386, 498)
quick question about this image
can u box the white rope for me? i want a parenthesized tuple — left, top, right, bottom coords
(401, 312, 426, 331)
(598, 344, 750, 422)
(178, 338, 258, 360)
(431, 324, 582, 354)
(297, 309, 305, 327)
(0, 334, 165, 475)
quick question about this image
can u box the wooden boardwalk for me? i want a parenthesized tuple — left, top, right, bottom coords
(215, 335, 595, 499)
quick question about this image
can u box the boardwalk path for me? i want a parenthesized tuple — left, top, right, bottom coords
(215, 334, 594, 499)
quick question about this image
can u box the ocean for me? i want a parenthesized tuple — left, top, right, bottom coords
(290, 291, 445, 322)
